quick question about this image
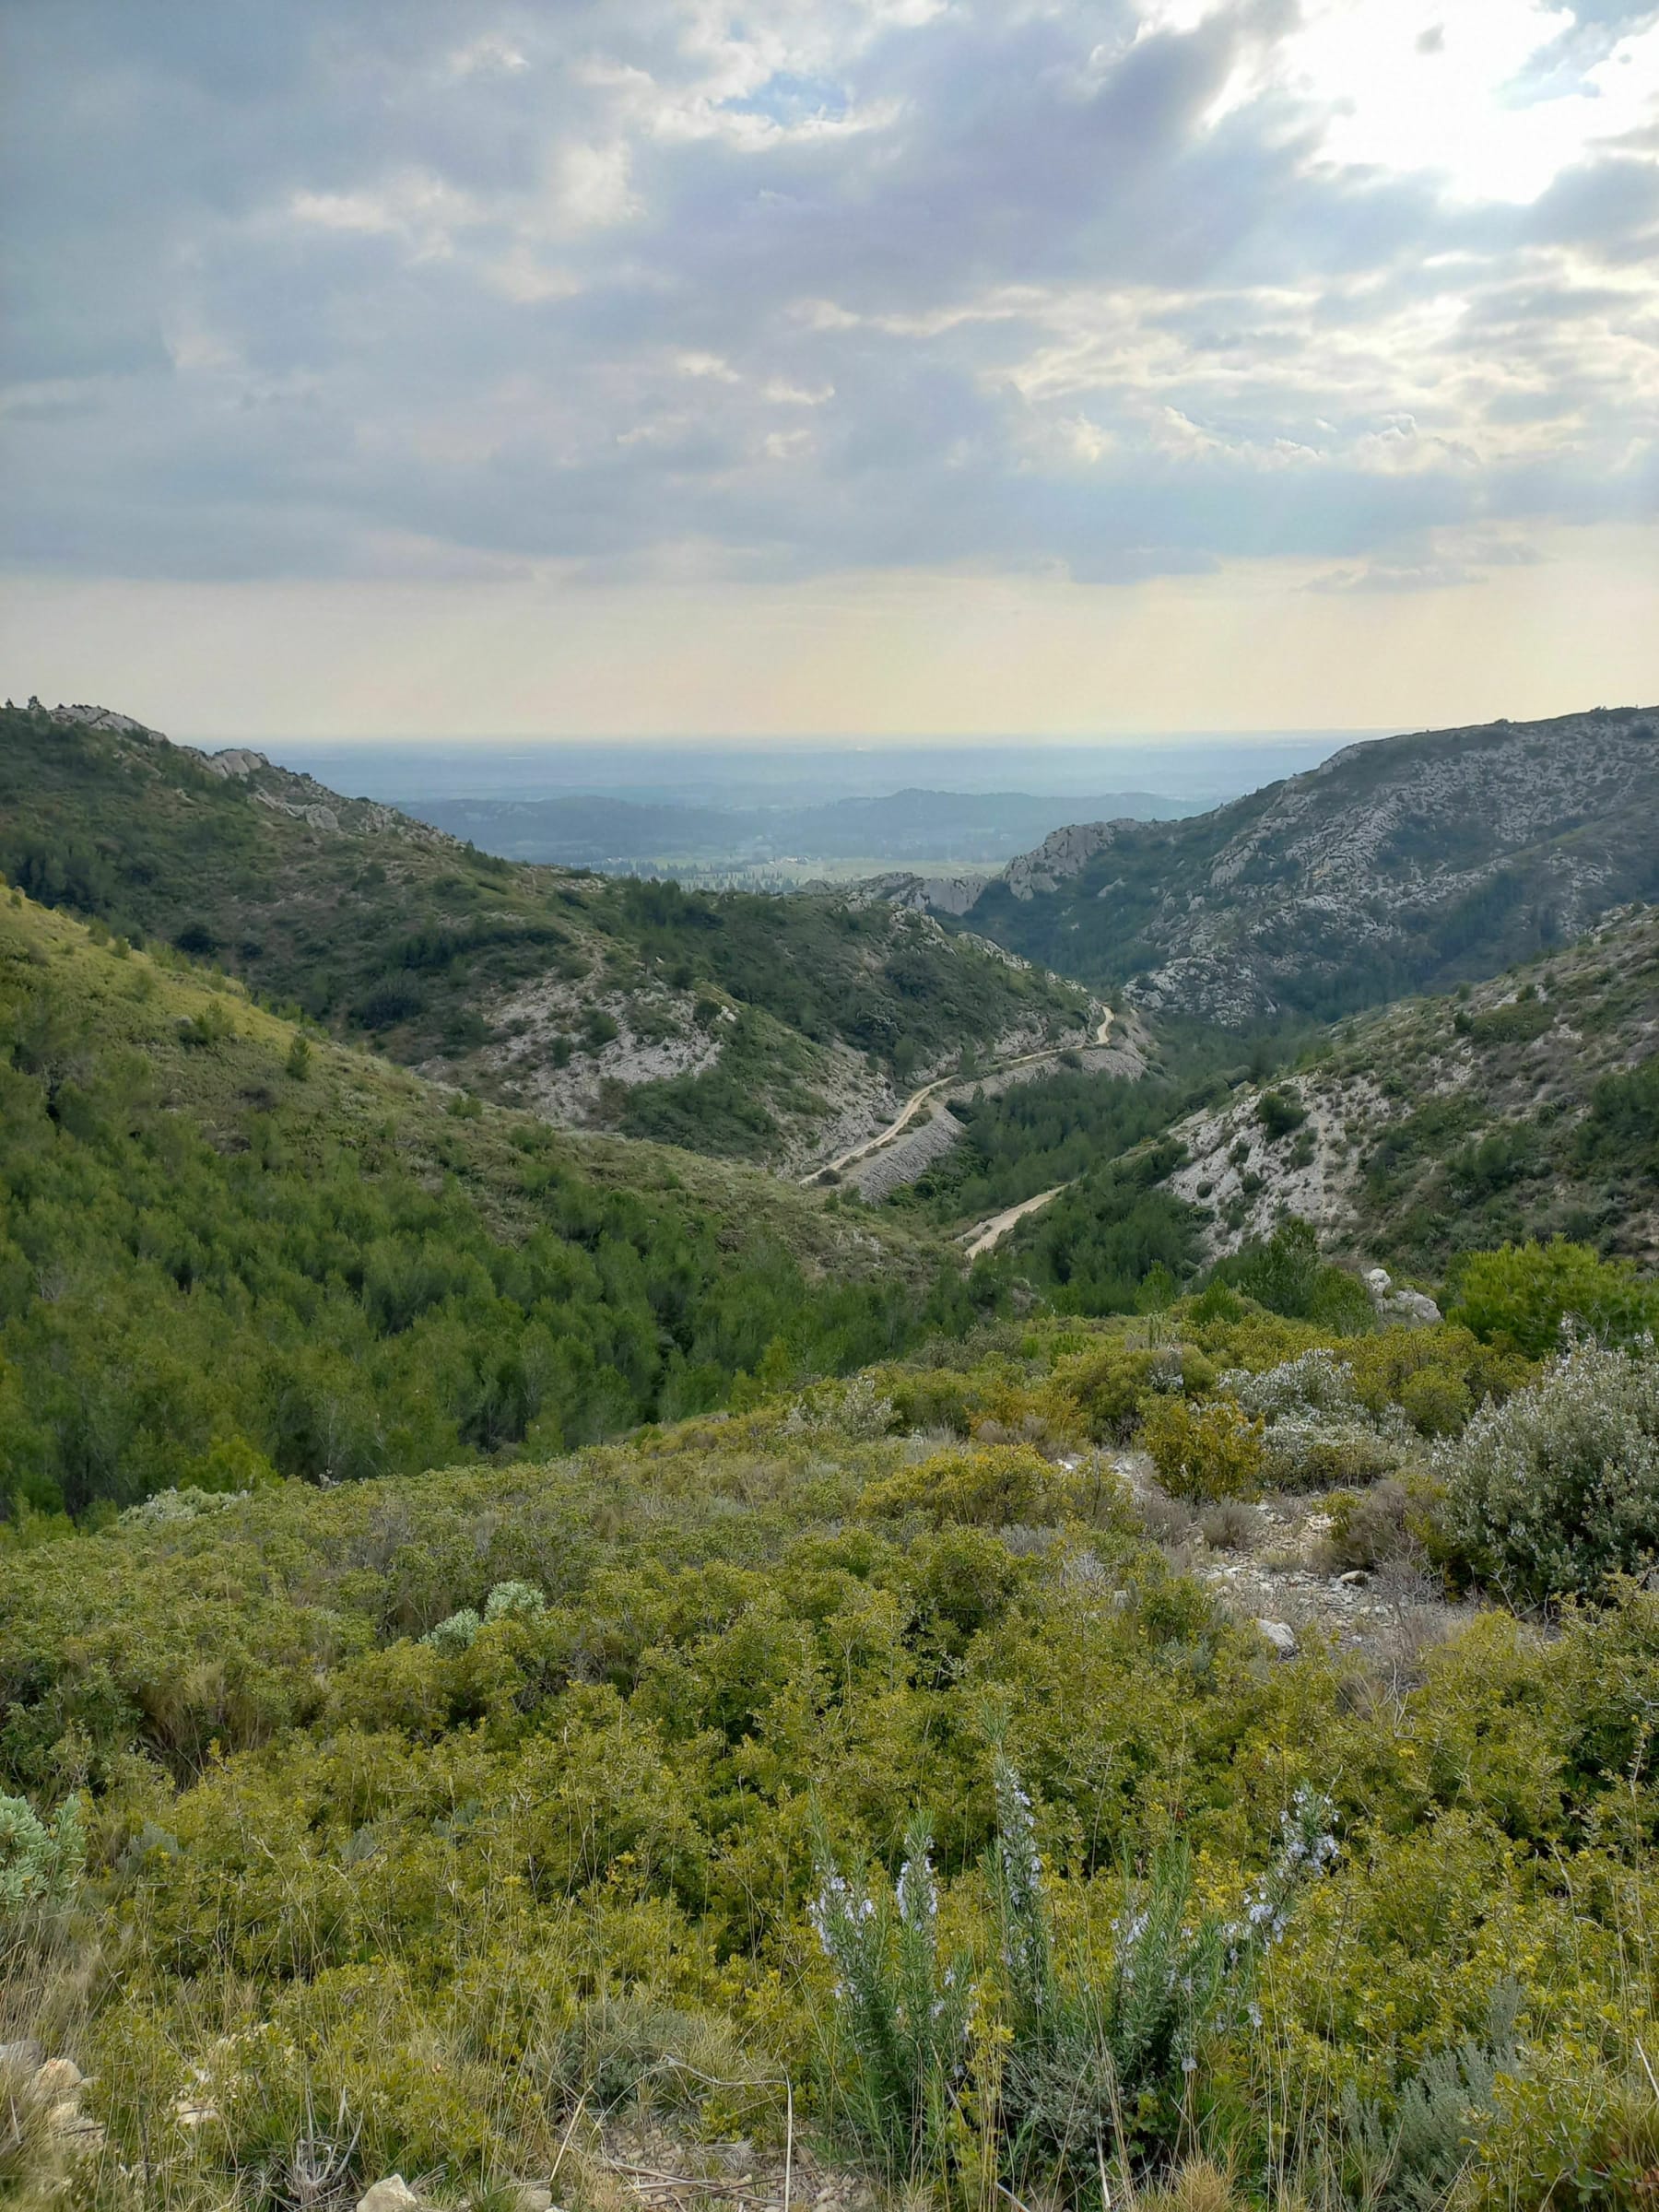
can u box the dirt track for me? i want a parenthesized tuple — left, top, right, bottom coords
(806, 1007, 1114, 1186)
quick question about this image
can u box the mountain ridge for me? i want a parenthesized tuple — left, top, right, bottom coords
(869, 704, 1659, 1026)
(0, 700, 1108, 1174)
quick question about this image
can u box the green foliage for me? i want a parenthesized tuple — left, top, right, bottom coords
(1441, 1336, 1659, 1605)
(0, 897, 973, 1516)
(0, 1791, 83, 1914)
(1255, 1088, 1307, 1140)
(857, 1444, 1068, 1527)
(0, 1369, 1657, 2203)
(1006, 1163, 1202, 1317)
(1210, 1218, 1373, 1332)
(1447, 1238, 1659, 1357)
(1140, 1396, 1265, 1501)
(1053, 1339, 1217, 1443)
(893, 1071, 1188, 1228)
(0, 704, 1094, 1159)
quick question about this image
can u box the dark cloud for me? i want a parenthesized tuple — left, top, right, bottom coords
(1, 0, 1654, 589)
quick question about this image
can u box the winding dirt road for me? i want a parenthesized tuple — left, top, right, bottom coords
(806, 1008, 1115, 1185)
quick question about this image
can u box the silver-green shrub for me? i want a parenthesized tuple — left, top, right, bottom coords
(483, 1581, 546, 1623)
(1222, 1347, 1363, 1423)
(1440, 1336, 1659, 1605)
(421, 1607, 481, 1653)
(0, 1792, 84, 1914)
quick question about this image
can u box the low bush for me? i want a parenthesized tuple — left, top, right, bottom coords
(1259, 1419, 1403, 1492)
(1140, 1396, 1265, 1502)
(1053, 1339, 1216, 1442)
(857, 1443, 1071, 1527)
(1440, 1336, 1659, 1604)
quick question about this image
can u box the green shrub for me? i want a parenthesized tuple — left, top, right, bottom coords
(1441, 1338, 1659, 1604)
(1210, 1218, 1372, 1333)
(421, 1606, 481, 1652)
(1447, 1238, 1659, 1357)
(483, 1580, 546, 1623)
(1052, 1338, 1215, 1443)
(857, 1444, 1068, 1526)
(0, 1791, 83, 1913)
(1140, 1396, 1265, 1501)
(1256, 1088, 1308, 1140)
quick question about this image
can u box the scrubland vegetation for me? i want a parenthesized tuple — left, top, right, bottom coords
(6, 1239, 1659, 2209)
(0, 896, 986, 1516)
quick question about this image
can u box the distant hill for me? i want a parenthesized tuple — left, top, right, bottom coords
(875, 706, 1659, 1026)
(0, 700, 1103, 1171)
(404, 785, 1204, 871)
(1156, 901, 1659, 1275)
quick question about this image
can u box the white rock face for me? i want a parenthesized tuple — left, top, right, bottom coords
(1256, 1619, 1299, 1658)
(1365, 1266, 1442, 1328)
(1005, 820, 1119, 900)
(199, 747, 270, 779)
(50, 701, 159, 737)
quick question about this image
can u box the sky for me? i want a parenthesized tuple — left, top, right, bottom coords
(1, 0, 1656, 741)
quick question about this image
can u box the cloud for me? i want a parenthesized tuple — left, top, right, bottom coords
(0, 0, 1654, 591)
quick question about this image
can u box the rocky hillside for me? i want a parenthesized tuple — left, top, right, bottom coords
(0, 700, 1102, 1171)
(1158, 901, 1659, 1274)
(876, 706, 1659, 1027)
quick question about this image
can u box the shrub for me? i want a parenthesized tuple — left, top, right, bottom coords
(1321, 1477, 1434, 1572)
(0, 1791, 84, 1913)
(1140, 1397, 1265, 1502)
(422, 1606, 481, 1652)
(1055, 1339, 1215, 1442)
(483, 1580, 546, 1623)
(1210, 1219, 1372, 1333)
(1447, 1238, 1659, 1357)
(1259, 1420, 1402, 1492)
(1348, 1321, 1532, 1430)
(1221, 1347, 1361, 1423)
(858, 1444, 1069, 1527)
(1396, 1363, 1473, 1438)
(808, 1761, 1338, 2194)
(1440, 1337, 1659, 1604)
(1256, 1088, 1308, 1140)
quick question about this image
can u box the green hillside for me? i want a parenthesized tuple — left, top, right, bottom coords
(0, 893, 985, 1518)
(0, 702, 1097, 1169)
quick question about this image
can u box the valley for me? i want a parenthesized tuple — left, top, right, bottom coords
(3, 695, 1658, 2212)
(0, 703, 1100, 1177)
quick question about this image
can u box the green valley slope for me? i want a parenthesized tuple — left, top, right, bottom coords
(0, 891, 982, 1516)
(0, 700, 1100, 1171)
